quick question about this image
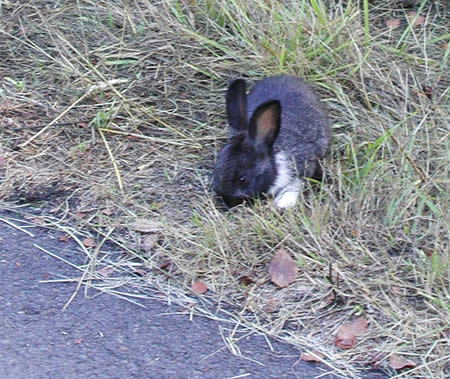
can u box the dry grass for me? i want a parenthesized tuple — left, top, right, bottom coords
(1, 0, 449, 377)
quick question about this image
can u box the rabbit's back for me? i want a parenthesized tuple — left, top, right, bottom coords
(247, 76, 330, 175)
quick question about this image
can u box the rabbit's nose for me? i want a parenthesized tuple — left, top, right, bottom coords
(223, 196, 244, 208)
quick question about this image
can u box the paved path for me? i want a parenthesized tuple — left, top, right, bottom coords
(0, 212, 386, 378)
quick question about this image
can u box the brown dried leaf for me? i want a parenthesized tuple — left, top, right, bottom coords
(335, 317, 368, 350)
(385, 18, 400, 29)
(133, 268, 147, 277)
(350, 317, 369, 336)
(58, 234, 71, 242)
(96, 266, 114, 277)
(82, 237, 96, 248)
(239, 275, 255, 286)
(143, 234, 158, 251)
(335, 335, 356, 350)
(192, 281, 208, 294)
(389, 354, 417, 370)
(159, 259, 173, 271)
(32, 217, 45, 225)
(301, 350, 325, 362)
(129, 218, 163, 233)
(268, 248, 298, 288)
(102, 208, 114, 216)
(408, 12, 425, 27)
(75, 211, 87, 219)
(263, 298, 277, 313)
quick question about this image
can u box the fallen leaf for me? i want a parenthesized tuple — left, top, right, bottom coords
(82, 237, 96, 247)
(128, 218, 163, 233)
(263, 298, 277, 313)
(192, 281, 208, 294)
(159, 260, 173, 271)
(301, 350, 325, 362)
(58, 234, 71, 242)
(351, 317, 369, 335)
(268, 248, 298, 288)
(407, 12, 425, 27)
(335, 335, 356, 350)
(239, 275, 255, 286)
(335, 317, 368, 350)
(96, 266, 114, 277)
(75, 211, 87, 219)
(133, 268, 147, 277)
(385, 18, 400, 29)
(389, 354, 417, 370)
(32, 218, 45, 225)
(102, 208, 114, 216)
(143, 234, 158, 251)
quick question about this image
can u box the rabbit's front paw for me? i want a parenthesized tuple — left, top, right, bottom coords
(274, 190, 299, 209)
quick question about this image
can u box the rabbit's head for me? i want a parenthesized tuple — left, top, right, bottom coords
(213, 79, 281, 208)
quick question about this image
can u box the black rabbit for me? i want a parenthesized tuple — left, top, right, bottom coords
(213, 76, 331, 208)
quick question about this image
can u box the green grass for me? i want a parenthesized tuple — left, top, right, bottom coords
(0, 0, 449, 377)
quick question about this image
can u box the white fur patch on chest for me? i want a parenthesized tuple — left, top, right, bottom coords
(269, 152, 301, 208)
(269, 152, 293, 196)
(275, 190, 299, 208)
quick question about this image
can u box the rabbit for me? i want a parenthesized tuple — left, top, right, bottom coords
(213, 75, 331, 209)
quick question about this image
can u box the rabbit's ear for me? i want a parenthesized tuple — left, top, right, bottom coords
(248, 100, 281, 153)
(226, 79, 248, 135)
